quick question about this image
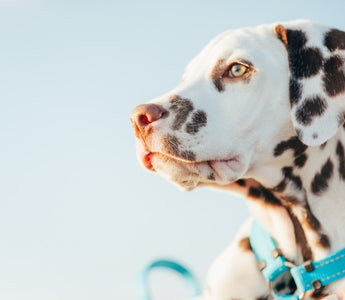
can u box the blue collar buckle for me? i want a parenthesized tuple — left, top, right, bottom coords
(250, 220, 345, 300)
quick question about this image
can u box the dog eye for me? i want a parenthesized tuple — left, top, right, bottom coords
(227, 63, 249, 78)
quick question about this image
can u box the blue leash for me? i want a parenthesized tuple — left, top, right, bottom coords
(138, 259, 200, 300)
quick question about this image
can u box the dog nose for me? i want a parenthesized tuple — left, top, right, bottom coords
(130, 104, 169, 129)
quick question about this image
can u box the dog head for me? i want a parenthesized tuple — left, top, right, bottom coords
(131, 20, 345, 190)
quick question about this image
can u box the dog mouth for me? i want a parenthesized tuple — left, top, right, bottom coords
(136, 142, 243, 184)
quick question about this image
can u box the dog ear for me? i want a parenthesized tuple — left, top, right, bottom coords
(275, 22, 345, 146)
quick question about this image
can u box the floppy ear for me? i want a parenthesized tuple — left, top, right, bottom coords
(275, 22, 345, 146)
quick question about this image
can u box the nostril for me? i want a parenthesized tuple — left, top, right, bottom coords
(139, 114, 151, 125)
(131, 103, 169, 129)
(160, 111, 168, 119)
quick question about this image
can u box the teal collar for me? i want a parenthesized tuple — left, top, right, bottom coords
(250, 219, 345, 299)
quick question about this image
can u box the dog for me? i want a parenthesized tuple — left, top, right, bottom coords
(130, 20, 345, 299)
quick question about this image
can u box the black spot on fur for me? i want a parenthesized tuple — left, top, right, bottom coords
(304, 200, 321, 231)
(273, 179, 287, 192)
(169, 95, 194, 130)
(273, 160, 306, 191)
(285, 30, 324, 106)
(180, 150, 196, 161)
(311, 159, 334, 195)
(289, 78, 302, 106)
(235, 179, 246, 186)
(288, 46, 324, 79)
(214, 78, 223, 93)
(248, 186, 281, 206)
(298, 198, 330, 249)
(274, 136, 308, 158)
(163, 134, 181, 156)
(336, 141, 345, 180)
(318, 234, 331, 248)
(324, 28, 345, 52)
(261, 188, 281, 205)
(287, 29, 307, 49)
(323, 55, 345, 97)
(294, 153, 307, 168)
(208, 173, 215, 181)
(185, 110, 207, 134)
(248, 186, 261, 198)
(287, 209, 313, 261)
(163, 134, 196, 161)
(295, 96, 327, 125)
(282, 167, 302, 190)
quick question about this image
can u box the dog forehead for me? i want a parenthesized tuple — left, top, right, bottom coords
(183, 23, 281, 79)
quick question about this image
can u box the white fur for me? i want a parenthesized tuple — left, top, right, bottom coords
(133, 20, 345, 299)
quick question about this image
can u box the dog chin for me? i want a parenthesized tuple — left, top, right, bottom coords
(150, 153, 200, 190)
(174, 179, 199, 191)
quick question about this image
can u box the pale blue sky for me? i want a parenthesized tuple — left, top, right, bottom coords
(1, 1, 345, 299)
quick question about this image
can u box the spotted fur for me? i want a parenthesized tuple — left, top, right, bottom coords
(282, 25, 345, 146)
(311, 159, 334, 195)
(185, 110, 208, 134)
(163, 134, 196, 161)
(323, 55, 345, 97)
(324, 29, 345, 52)
(295, 96, 327, 126)
(273, 136, 307, 158)
(286, 29, 324, 79)
(169, 95, 194, 130)
(336, 141, 345, 180)
(131, 20, 345, 300)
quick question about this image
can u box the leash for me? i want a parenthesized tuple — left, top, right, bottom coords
(137, 259, 200, 300)
(138, 222, 345, 300)
(250, 220, 345, 299)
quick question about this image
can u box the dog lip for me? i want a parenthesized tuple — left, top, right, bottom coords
(142, 152, 155, 171)
(137, 143, 241, 178)
(136, 140, 156, 172)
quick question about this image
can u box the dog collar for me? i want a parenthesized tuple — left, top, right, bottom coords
(250, 220, 345, 299)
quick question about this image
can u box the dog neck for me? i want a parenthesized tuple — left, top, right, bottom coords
(238, 128, 345, 263)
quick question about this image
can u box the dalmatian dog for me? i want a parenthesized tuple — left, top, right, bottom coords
(130, 20, 345, 299)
